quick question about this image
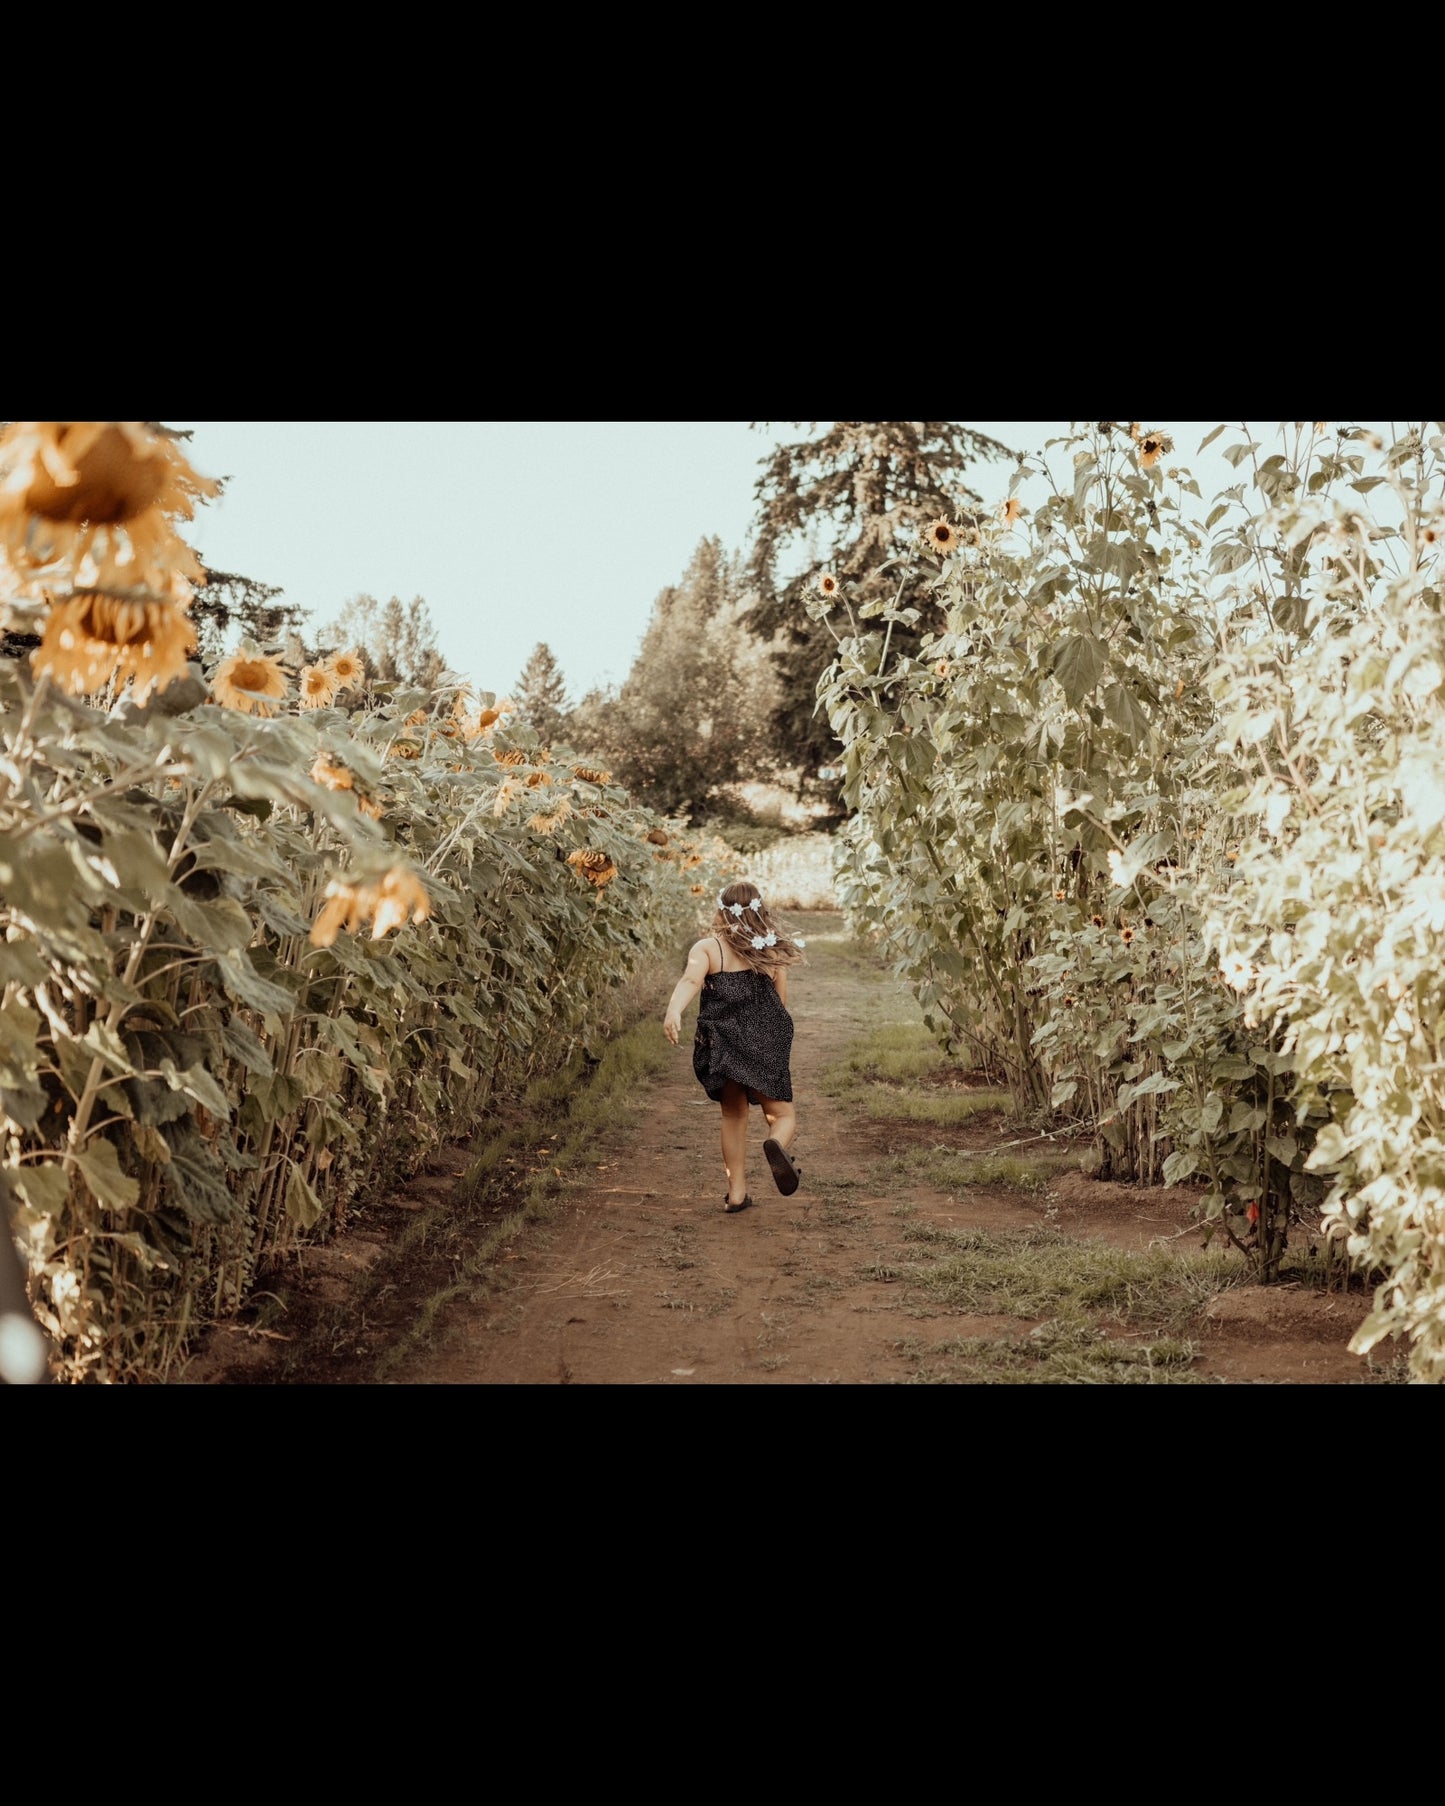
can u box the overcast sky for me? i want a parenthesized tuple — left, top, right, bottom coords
(167, 421, 1375, 705)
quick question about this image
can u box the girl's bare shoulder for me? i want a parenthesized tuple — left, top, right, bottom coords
(689, 936, 720, 969)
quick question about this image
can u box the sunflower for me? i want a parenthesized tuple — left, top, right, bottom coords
(310, 751, 355, 792)
(308, 866, 431, 947)
(816, 572, 840, 600)
(525, 770, 552, 789)
(298, 663, 339, 710)
(31, 589, 197, 701)
(1127, 423, 1143, 441)
(645, 828, 670, 846)
(0, 421, 218, 596)
(922, 517, 958, 554)
(324, 647, 364, 689)
(1138, 431, 1173, 469)
(493, 776, 524, 816)
(1000, 498, 1023, 525)
(494, 748, 528, 768)
(1120, 927, 1134, 944)
(1091, 914, 1104, 928)
(211, 649, 288, 716)
(933, 659, 951, 679)
(573, 765, 612, 785)
(526, 801, 573, 834)
(387, 739, 422, 760)
(567, 848, 617, 887)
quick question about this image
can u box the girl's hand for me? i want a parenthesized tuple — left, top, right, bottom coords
(663, 1012, 682, 1046)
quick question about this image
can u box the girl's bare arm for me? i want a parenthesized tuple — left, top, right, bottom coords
(663, 942, 712, 1044)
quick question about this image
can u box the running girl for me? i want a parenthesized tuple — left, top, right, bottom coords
(662, 881, 805, 1214)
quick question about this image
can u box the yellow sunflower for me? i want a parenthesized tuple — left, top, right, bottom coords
(816, 572, 840, 600)
(310, 751, 355, 792)
(308, 866, 431, 948)
(494, 748, 528, 768)
(1000, 498, 1024, 525)
(0, 421, 218, 596)
(298, 663, 339, 710)
(212, 649, 288, 716)
(526, 800, 573, 834)
(31, 589, 197, 701)
(324, 647, 365, 689)
(573, 765, 612, 785)
(1138, 431, 1173, 469)
(567, 848, 617, 888)
(921, 517, 958, 553)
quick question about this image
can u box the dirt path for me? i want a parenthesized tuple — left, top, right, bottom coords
(317, 911, 1392, 1387)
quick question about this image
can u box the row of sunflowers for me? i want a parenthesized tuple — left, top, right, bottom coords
(0, 422, 725, 1382)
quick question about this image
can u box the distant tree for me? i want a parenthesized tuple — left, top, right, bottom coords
(743, 420, 1018, 800)
(316, 592, 450, 687)
(190, 567, 311, 664)
(571, 536, 778, 822)
(512, 642, 571, 745)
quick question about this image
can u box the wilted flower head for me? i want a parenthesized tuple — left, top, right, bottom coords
(309, 866, 431, 947)
(31, 589, 197, 701)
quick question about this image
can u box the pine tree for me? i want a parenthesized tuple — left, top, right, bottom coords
(512, 642, 571, 745)
(315, 592, 450, 686)
(743, 421, 1018, 799)
(569, 537, 778, 821)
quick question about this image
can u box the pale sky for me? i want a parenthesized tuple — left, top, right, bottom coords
(167, 421, 1372, 705)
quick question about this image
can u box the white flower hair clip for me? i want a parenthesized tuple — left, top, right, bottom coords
(751, 934, 767, 950)
(718, 888, 766, 917)
(795, 937, 807, 949)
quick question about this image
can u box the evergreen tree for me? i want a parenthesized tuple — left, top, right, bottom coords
(512, 642, 571, 745)
(316, 592, 450, 686)
(571, 536, 777, 822)
(743, 421, 1019, 801)
(190, 567, 310, 664)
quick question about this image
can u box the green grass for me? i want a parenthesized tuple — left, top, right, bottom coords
(874, 1221, 1244, 1334)
(820, 1019, 1014, 1124)
(888, 1144, 1079, 1194)
(890, 1322, 1208, 1384)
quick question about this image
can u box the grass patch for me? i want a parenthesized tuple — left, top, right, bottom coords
(891, 1323, 1209, 1384)
(871, 1222, 1245, 1340)
(889, 1145, 1077, 1194)
(821, 1021, 1013, 1124)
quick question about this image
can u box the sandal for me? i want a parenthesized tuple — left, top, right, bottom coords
(763, 1139, 801, 1196)
(724, 1194, 753, 1214)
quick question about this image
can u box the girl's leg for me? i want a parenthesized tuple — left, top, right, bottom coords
(719, 1081, 750, 1205)
(759, 1097, 797, 1150)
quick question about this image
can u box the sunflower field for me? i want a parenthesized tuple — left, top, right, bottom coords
(0, 422, 721, 1382)
(816, 421, 1445, 1382)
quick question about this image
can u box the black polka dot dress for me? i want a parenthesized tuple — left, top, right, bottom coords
(692, 941, 794, 1105)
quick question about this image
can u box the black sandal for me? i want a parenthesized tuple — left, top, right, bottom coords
(763, 1139, 801, 1195)
(724, 1194, 753, 1213)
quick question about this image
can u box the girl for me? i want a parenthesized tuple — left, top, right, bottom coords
(662, 881, 805, 1214)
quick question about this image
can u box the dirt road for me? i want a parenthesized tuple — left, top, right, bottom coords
(314, 912, 1391, 1386)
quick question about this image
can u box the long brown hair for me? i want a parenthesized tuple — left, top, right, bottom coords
(710, 880, 806, 973)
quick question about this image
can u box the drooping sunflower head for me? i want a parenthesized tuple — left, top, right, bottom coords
(310, 750, 355, 792)
(1000, 498, 1024, 525)
(30, 589, 198, 701)
(573, 765, 612, 785)
(567, 848, 617, 888)
(298, 663, 339, 710)
(211, 649, 289, 716)
(922, 516, 958, 554)
(0, 421, 218, 527)
(1138, 431, 1174, 469)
